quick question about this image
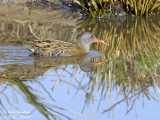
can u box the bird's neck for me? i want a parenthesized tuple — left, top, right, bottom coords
(77, 41, 90, 53)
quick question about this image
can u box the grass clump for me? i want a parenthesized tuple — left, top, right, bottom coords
(73, 0, 160, 17)
(123, 0, 160, 16)
(73, 0, 113, 17)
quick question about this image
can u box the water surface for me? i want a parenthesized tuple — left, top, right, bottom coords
(0, 3, 160, 120)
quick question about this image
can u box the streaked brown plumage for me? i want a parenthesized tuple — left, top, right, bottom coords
(25, 32, 105, 57)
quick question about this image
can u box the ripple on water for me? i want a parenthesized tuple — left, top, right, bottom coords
(0, 46, 34, 66)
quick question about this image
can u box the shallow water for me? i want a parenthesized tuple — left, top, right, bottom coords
(0, 3, 160, 120)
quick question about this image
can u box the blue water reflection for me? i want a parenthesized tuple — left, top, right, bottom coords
(1, 66, 160, 120)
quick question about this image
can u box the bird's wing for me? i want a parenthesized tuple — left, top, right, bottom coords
(33, 39, 76, 56)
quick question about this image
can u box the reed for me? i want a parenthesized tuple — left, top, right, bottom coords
(73, 0, 160, 17)
(123, 0, 160, 16)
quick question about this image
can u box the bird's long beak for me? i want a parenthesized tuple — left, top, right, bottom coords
(94, 38, 105, 44)
(94, 60, 107, 67)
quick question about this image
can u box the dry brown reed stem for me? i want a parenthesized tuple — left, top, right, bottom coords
(52, 67, 68, 90)
(28, 24, 39, 39)
(151, 74, 160, 94)
(67, 64, 79, 93)
(74, 0, 160, 16)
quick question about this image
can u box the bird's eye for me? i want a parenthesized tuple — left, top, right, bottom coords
(90, 35, 94, 39)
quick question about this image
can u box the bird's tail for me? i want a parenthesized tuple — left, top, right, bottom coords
(24, 44, 36, 53)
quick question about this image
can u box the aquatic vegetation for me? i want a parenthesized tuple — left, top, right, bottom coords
(76, 16, 160, 111)
(0, 15, 160, 119)
(0, 76, 74, 120)
(124, 0, 160, 16)
(73, 0, 160, 17)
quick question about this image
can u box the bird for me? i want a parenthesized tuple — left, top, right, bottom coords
(25, 32, 105, 57)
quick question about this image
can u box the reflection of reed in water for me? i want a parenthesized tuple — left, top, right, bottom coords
(0, 15, 160, 117)
(77, 16, 160, 54)
(0, 17, 78, 46)
(76, 16, 160, 113)
(0, 54, 106, 119)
